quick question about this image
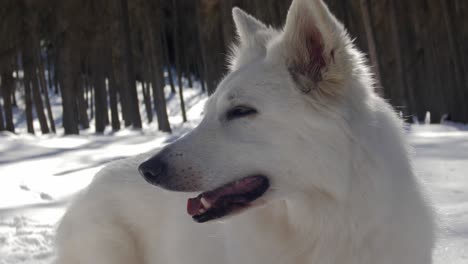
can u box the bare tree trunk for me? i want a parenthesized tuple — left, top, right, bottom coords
(91, 39, 109, 134)
(84, 62, 90, 110)
(439, 0, 467, 122)
(24, 79, 35, 134)
(37, 43, 56, 133)
(220, 0, 234, 50)
(142, 80, 153, 123)
(171, 0, 187, 122)
(0, 91, 4, 131)
(196, 0, 223, 94)
(161, 24, 176, 94)
(54, 48, 60, 95)
(30, 68, 49, 134)
(107, 46, 121, 131)
(141, 29, 153, 124)
(120, 0, 142, 129)
(108, 73, 121, 131)
(194, 5, 206, 92)
(144, 0, 171, 132)
(11, 84, 17, 107)
(46, 48, 54, 92)
(359, 0, 382, 94)
(110, 15, 131, 128)
(23, 45, 49, 134)
(90, 82, 94, 120)
(58, 35, 80, 134)
(22, 9, 49, 134)
(185, 54, 193, 88)
(195, 2, 207, 92)
(77, 72, 90, 129)
(12, 54, 20, 108)
(1, 66, 15, 132)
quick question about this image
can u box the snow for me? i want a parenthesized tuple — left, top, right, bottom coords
(1, 85, 468, 263)
(1, 83, 207, 264)
(410, 124, 468, 264)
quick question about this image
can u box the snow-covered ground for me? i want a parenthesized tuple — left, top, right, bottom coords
(0, 83, 207, 264)
(410, 124, 468, 264)
(1, 84, 467, 263)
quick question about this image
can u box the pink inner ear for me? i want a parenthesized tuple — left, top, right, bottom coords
(304, 28, 326, 83)
(289, 20, 327, 84)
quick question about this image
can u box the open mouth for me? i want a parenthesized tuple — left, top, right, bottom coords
(187, 175, 270, 223)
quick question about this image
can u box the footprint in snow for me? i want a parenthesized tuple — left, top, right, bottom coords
(40, 193, 53, 201)
(19, 185, 30, 191)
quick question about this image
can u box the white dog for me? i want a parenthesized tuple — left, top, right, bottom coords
(55, 0, 435, 263)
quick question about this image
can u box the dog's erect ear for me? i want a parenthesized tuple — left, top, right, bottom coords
(232, 7, 267, 44)
(229, 8, 277, 71)
(283, 0, 350, 96)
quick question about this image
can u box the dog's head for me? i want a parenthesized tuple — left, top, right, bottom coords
(139, 0, 372, 223)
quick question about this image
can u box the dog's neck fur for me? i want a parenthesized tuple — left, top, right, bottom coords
(224, 80, 422, 264)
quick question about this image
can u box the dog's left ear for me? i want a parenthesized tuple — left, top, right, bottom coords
(283, 0, 350, 96)
(229, 8, 277, 71)
(232, 7, 267, 44)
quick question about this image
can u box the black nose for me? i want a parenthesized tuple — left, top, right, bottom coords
(138, 158, 168, 186)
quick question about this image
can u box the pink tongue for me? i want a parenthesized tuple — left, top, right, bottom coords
(187, 197, 202, 216)
(186, 176, 266, 216)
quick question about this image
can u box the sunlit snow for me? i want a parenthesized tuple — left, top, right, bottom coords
(0, 84, 467, 263)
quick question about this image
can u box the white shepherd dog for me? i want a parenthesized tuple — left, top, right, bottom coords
(55, 0, 435, 263)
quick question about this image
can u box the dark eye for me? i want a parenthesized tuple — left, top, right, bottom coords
(226, 105, 258, 120)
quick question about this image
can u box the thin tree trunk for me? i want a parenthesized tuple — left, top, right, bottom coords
(22, 9, 49, 134)
(359, 0, 382, 94)
(1, 66, 15, 132)
(23, 44, 49, 134)
(142, 80, 153, 123)
(92, 40, 109, 134)
(24, 79, 35, 134)
(196, 1, 217, 94)
(92, 74, 107, 133)
(110, 15, 131, 128)
(90, 82, 94, 120)
(84, 73, 89, 109)
(185, 54, 193, 88)
(108, 54, 121, 131)
(0, 92, 4, 131)
(220, 0, 234, 50)
(37, 43, 56, 133)
(12, 54, 20, 107)
(77, 74, 90, 129)
(439, 0, 467, 122)
(171, 0, 187, 122)
(11, 85, 17, 107)
(195, 1, 206, 92)
(54, 48, 60, 95)
(161, 26, 176, 94)
(58, 35, 80, 134)
(19, 1, 37, 134)
(46, 48, 54, 91)
(30, 67, 50, 134)
(145, 0, 171, 132)
(120, 0, 142, 129)
(141, 31, 153, 124)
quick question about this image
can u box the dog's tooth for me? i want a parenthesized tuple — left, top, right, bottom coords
(200, 197, 211, 209)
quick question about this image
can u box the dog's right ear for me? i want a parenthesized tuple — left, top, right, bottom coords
(229, 8, 277, 71)
(282, 0, 351, 97)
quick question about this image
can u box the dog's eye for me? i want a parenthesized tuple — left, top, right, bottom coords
(226, 106, 258, 120)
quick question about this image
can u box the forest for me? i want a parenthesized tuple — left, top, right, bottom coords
(0, 0, 467, 135)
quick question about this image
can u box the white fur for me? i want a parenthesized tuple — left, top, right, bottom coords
(55, 0, 435, 263)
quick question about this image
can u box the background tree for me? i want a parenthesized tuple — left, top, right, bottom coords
(0, 0, 467, 136)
